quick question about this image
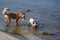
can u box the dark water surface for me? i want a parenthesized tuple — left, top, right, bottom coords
(0, 0, 60, 40)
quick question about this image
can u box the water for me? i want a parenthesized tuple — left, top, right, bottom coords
(0, 0, 60, 35)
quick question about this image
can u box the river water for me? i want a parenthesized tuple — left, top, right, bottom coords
(0, 0, 60, 37)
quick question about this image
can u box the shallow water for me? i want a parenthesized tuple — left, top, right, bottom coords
(0, 0, 60, 39)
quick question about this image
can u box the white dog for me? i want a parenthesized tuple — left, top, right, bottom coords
(28, 18, 38, 32)
(28, 18, 37, 26)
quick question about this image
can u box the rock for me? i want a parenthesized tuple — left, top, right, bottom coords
(0, 31, 19, 40)
(26, 9, 30, 12)
(41, 31, 55, 35)
(42, 31, 49, 35)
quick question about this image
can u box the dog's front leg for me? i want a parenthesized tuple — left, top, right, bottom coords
(13, 19, 21, 34)
(16, 19, 19, 26)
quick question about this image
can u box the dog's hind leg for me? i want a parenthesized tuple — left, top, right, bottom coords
(5, 17, 11, 31)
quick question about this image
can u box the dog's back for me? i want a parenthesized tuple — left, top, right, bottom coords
(5, 12, 18, 19)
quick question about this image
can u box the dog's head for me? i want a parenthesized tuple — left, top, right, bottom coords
(18, 12, 26, 21)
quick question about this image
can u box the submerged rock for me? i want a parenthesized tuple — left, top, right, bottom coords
(41, 31, 55, 35)
(26, 9, 31, 12)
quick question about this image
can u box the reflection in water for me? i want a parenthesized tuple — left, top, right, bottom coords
(13, 26, 21, 34)
(5, 25, 10, 32)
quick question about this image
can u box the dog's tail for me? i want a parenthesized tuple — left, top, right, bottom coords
(3, 8, 9, 14)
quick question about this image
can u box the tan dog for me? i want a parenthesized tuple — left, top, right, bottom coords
(3, 8, 26, 31)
